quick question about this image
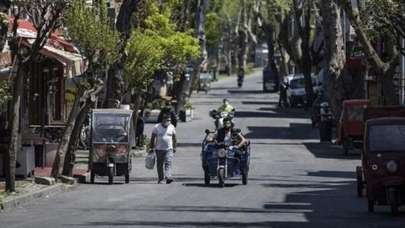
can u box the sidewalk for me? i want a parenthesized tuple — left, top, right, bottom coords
(0, 178, 76, 212)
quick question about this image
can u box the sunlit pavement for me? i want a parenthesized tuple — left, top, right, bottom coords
(1, 71, 405, 228)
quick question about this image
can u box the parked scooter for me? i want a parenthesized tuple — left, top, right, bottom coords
(209, 109, 235, 130)
(319, 102, 333, 142)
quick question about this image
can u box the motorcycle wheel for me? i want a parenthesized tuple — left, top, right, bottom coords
(108, 167, 114, 185)
(218, 168, 225, 188)
(90, 171, 95, 184)
(204, 167, 210, 185)
(356, 166, 363, 197)
(242, 169, 248, 185)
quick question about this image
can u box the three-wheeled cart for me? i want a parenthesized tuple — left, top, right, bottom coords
(90, 109, 135, 184)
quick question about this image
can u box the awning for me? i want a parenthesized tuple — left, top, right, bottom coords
(25, 39, 86, 78)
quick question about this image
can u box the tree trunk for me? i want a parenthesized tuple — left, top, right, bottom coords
(62, 101, 91, 177)
(265, 26, 280, 83)
(51, 86, 83, 178)
(237, 0, 249, 83)
(5, 60, 22, 192)
(321, 0, 346, 118)
(189, 0, 207, 96)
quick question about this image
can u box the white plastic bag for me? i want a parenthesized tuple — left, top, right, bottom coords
(145, 151, 156, 170)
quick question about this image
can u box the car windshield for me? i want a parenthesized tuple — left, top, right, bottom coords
(369, 125, 405, 153)
(346, 106, 364, 121)
(93, 113, 130, 143)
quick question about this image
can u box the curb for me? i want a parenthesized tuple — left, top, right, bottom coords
(0, 183, 77, 212)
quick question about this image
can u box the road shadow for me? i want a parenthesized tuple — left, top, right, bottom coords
(304, 142, 360, 160)
(182, 183, 239, 188)
(260, 170, 405, 227)
(245, 124, 318, 140)
(242, 101, 278, 105)
(228, 90, 264, 94)
(235, 110, 308, 119)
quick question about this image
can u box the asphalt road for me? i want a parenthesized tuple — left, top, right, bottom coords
(2, 71, 405, 228)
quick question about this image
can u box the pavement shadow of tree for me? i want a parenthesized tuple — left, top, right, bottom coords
(235, 110, 309, 119)
(304, 142, 360, 160)
(242, 101, 279, 105)
(260, 170, 405, 227)
(245, 124, 318, 140)
(228, 89, 264, 94)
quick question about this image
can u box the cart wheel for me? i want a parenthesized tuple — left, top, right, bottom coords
(204, 167, 210, 185)
(242, 169, 248, 185)
(388, 188, 400, 216)
(125, 173, 130, 184)
(108, 167, 114, 185)
(356, 166, 363, 197)
(90, 171, 95, 184)
(218, 168, 225, 188)
(368, 199, 374, 212)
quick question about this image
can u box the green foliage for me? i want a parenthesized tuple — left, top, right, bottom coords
(206, 12, 221, 49)
(360, 0, 404, 42)
(124, 1, 200, 92)
(65, 0, 119, 65)
(124, 30, 163, 91)
(260, 0, 292, 26)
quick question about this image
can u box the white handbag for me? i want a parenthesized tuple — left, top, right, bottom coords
(145, 151, 156, 170)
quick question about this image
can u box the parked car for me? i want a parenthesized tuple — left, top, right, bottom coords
(357, 117, 405, 215)
(282, 74, 322, 107)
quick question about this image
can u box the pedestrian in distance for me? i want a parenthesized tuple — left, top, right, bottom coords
(149, 114, 177, 184)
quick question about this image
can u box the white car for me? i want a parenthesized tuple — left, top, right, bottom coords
(283, 74, 322, 107)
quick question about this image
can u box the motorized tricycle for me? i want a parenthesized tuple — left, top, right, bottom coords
(337, 99, 369, 155)
(89, 109, 135, 184)
(201, 129, 250, 187)
(209, 109, 235, 130)
(197, 72, 211, 94)
(356, 117, 405, 215)
(262, 67, 279, 93)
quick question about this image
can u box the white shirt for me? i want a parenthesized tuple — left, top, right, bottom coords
(152, 123, 176, 150)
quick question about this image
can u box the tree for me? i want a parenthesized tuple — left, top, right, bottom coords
(320, 0, 346, 117)
(5, 0, 66, 192)
(51, 0, 119, 178)
(255, 0, 292, 85)
(338, 0, 402, 105)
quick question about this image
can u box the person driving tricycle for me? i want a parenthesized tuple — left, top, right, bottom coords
(215, 117, 247, 152)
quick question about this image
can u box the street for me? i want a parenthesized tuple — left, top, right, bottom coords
(1, 71, 405, 228)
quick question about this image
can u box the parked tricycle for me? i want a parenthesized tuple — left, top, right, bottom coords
(197, 72, 211, 94)
(337, 99, 369, 155)
(357, 117, 405, 215)
(201, 130, 250, 187)
(90, 109, 135, 184)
